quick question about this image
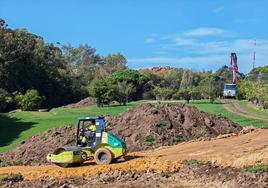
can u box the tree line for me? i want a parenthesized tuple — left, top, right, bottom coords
(0, 18, 267, 111)
(237, 66, 268, 108)
(0, 19, 126, 111)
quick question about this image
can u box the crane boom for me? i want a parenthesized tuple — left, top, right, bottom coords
(230, 52, 238, 84)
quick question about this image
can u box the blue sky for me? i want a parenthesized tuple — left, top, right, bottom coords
(0, 0, 268, 73)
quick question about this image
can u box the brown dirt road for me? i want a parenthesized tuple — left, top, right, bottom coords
(143, 128, 268, 167)
(221, 99, 268, 121)
(0, 129, 267, 181)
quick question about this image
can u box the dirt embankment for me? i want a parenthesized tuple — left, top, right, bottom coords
(0, 128, 267, 187)
(106, 103, 242, 151)
(144, 128, 268, 168)
(0, 103, 242, 166)
(1, 128, 266, 181)
(0, 163, 267, 188)
(62, 97, 95, 108)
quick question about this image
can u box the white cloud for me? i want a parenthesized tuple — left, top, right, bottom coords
(128, 55, 227, 71)
(140, 29, 267, 73)
(184, 27, 225, 37)
(174, 38, 196, 46)
(145, 37, 155, 43)
(129, 53, 268, 73)
(129, 39, 268, 73)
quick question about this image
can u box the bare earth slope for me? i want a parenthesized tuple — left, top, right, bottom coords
(0, 129, 267, 181)
(143, 128, 268, 167)
(0, 104, 267, 187)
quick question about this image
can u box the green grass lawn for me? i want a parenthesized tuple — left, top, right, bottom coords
(188, 100, 268, 127)
(238, 100, 268, 119)
(0, 101, 143, 153)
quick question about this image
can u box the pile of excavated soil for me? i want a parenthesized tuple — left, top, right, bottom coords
(1, 163, 267, 188)
(63, 97, 95, 108)
(106, 103, 242, 151)
(0, 125, 77, 166)
(0, 103, 242, 166)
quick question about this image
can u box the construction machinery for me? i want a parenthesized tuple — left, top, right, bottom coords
(223, 52, 238, 98)
(47, 116, 126, 167)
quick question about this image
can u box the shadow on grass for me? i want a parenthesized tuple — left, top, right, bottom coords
(0, 113, 35, 147)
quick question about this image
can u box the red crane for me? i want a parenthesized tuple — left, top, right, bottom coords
(230, 52, 238, 84)
(223, 52, 238, 98)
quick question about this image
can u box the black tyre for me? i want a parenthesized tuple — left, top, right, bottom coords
(94, 148, 113, 165)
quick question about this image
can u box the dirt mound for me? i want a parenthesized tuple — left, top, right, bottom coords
(0, 125, 77, 166)
(106, 103, 242, 151)
(0, 103, 242, 166)
(63, 97, 95, 108)
(1, 164, 267, 188)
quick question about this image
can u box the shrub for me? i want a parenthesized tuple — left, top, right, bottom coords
(14, 89, 43, 111)
(182, 159, 205, 165)
(150, 106, 158, 114)
(156, 119, 172, 129)
(13, 159, 22, 166)
(173, 135, 184, 143)
(0, 159, 4, 167)
(0, 173, 23, 182)
(0, 88, 13, 112)
(145, 134, 155, 143)
(242, 165, 268, 173)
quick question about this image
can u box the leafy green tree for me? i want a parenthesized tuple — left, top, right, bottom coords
(180, 70, 194, 89)
(153, 86, 170, 100)
(237, 80, 251, 100)
(256, 82, 268, 108)
(107, 69, 150, 101)
(104, 53, 126, 65)
(172, 88, 191, 103)
(14, 89, 43, 111)
(61, 44, 102, 85)
(237, 78, 268, 108)
(199, 77, 217, 103)
(115, 81, 135, 105)
(189, 87, 202, 100)
(0, 88, 13, 112)
(98, 53, 127, 78)
(248, 66, 268, 81)
(88, 79, 109, 107)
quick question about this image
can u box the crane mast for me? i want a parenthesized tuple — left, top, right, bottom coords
(230, 52, 238, 84)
